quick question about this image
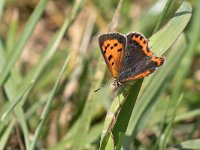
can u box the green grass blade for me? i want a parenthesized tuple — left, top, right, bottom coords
(0, 39, 31, 149)
(0, 0, 48, 86)
(0, 120, 15, 150)
(0, 41, 5, 72)
(159, 94, 183, 150)
(30, 55, 70, 150)
(0, 0, 5, 20)
(150, 1, 192, 55)
(104, 133, 114, 150)
(100, 79, 143, 149)
(6, 13, 18, 53)
(153, 0, 173, 33)
(1, 81, 34, 121)
(178, 139, 200, 149)
(175, 109, 200, 123)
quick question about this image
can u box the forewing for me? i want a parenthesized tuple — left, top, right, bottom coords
(99, 33, 126, 78)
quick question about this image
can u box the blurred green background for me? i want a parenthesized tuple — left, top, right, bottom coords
(0, 0, 200, 149)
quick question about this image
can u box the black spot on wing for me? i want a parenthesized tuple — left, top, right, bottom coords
(118, 48, 122, 52)
(105, 43, 110, 50)
(108, 55, 113, 61)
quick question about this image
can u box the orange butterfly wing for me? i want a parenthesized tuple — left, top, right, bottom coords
(98, 33, 126, 78)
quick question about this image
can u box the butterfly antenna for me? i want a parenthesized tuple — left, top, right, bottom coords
(94, 80, 114, 92)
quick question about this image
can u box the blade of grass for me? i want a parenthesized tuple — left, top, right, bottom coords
(154, 96, 171, 150)
(30, 55, 70, 150)
(0, 120, 15, 150)
(150, 1, 192, 55)
(104, 133, 114, 150)
(153, 0, 173, 33)
(1, 80, 34, 121)
(0, 0, 5, 20)
(175, 109, 200, 123)
(159, 94, 183, 150)
(0, 0, 48, 86)
(178, 139, 200, 149)
(100, 79, 143, 150)
(6, 11, 18, 53)
(0, 40, 31, 149)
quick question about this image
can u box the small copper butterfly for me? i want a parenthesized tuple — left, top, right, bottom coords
(95, 32, 165, 91)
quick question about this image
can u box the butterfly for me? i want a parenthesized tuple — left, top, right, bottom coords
(95, 32, 165, 92)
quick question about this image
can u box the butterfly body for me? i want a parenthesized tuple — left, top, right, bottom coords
(98, 32, 165, 85)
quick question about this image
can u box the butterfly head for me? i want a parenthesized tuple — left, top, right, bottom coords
(94, 79, 122, 92)
(113, 79, 122, 87)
